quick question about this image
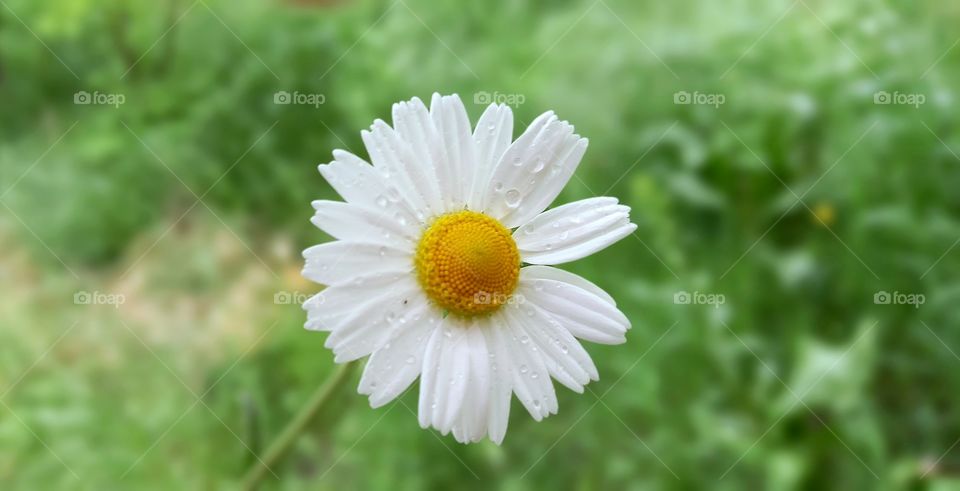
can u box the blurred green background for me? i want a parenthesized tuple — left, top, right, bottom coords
(2, 0, 959, 489)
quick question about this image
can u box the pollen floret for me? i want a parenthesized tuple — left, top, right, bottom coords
(415, 210, 520, 316)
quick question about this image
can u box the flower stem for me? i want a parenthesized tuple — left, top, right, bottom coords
(242, 361, 356, 490)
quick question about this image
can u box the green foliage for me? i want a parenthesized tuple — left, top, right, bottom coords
(2, 0, 960, 489)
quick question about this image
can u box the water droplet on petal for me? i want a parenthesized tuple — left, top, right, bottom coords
(386, 187, 401, 202)
(519, 364, 528, 374)
(375, 195, 389, 208)
(505, 189, 521, 208)
(532, 158, 545, 173)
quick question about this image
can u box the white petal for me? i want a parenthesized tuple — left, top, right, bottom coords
(311, 200, 416, 248)
(503, 136, 587, 228)
(514, 302, 599, 393)
(453, 325, 492, 443)
(469, 103, 513, 209)
(514, 198, 636, 265)
(518, 265, 616, 306)
(430, 93, 478, 210)
(391, 98, 445, 214)
(322, 277, 424, 362)
(517, 274, 631, 345)
(437, 326, 471, 434)
(303, 271, 408, 331)
(317, 150, 419, 226)
(302, 241, 412, 286)
(498, 307, 558, 420)
(480, 318, 513, 444)
(358, 304, 437, 408)
(361, 120, 438, 217)
(417, 318, 478, 435)
(418, 323, 446, 429)
(481, 112, 587, 228)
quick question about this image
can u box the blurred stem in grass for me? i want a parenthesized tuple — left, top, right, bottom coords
(243, 361, 356, 490)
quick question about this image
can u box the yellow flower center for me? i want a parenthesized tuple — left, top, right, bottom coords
(415, 210, 520, 317)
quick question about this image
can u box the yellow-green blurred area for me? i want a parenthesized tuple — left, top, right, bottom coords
(2, 0, 959, 489)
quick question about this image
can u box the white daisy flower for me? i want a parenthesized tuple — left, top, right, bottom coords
(303, 93, 636, 444)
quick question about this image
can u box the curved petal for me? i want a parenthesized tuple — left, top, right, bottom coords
(317, 150, 420, 226)
(391, 97, 445, 215)
(322, 276, 425, 362)
(497, 307, 558, 420)
(518, 265, 615, 306)
(515, 302, 599, 393)
(503, 136, 588, 228)
(417, 322, 446, 430)
(361, 120, 438, 218)
(303, 270, 409, 331)
(480, 317, 513, 444)
(468, 103, 513, 209)
(302, 241, 412, 286)
(452, 325, 492, 443)
(417, 317, 477, 435)
(358, 302, 437, 408)
(514, 198, 636, 265)
(517, 274, 631, 345)
(480, 112, 587, 228)
(311, 200, 416, 248)
(430, 93, 478, 210)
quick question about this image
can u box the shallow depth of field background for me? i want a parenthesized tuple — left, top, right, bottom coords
(2, 0, 959, 489)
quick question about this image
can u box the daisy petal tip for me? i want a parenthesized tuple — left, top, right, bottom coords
(367, 395, 391, 409)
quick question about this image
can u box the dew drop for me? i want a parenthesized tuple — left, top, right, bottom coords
(375, 195, 389, 208)
(504, 189, 521, 208)
(406, 355, 416, 364)
(531, 372, 539, 379)
(386, 187, 402, 202)
(519, 364, 528, 374)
